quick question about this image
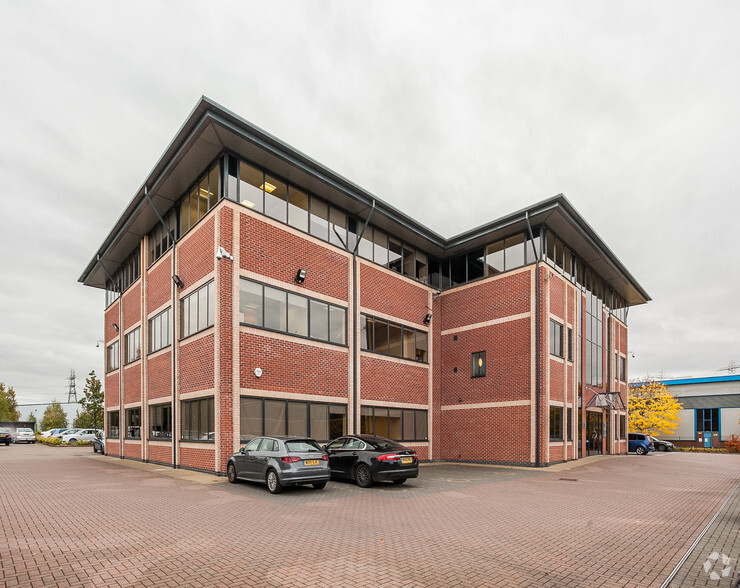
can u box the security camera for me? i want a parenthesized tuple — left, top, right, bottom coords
(216, 250, 223, 260)
(216, 246, 233, 261)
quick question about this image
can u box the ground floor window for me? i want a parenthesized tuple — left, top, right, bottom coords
(549, 406, 563, 441)
(181, 397, 214, 441)
(126, 407, 141, 439)
(108, 410, 119, 439)
(620, 415, 626, 439)
(240, 396, 346, 442)
(149, 403, 172, 440)
(360, 406, 428, 442)
(696, 408, 719, 434)
(567, 408, 573, 441)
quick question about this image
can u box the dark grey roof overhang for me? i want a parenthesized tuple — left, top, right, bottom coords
(79, 97, 650, 307)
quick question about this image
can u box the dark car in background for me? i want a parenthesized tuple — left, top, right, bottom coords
(226, 436, 330, 494)
(650, 436, 675, 452)
(325, 434, 418, 487)
(628, 433, 655, 455)
(0, 428, 11, 446)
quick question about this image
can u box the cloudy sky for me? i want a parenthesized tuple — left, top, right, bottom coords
(1, 1, 738, 406)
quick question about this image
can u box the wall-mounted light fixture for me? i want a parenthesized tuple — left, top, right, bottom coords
(216, 246, 233, 261)
(112, 323, 119, 332)
(96, 339, 104, 348)
(432, 290, 442, 300)
(295, 269, 307, 284)
(423, 313, 432, 325)
(172, 275, 184, 288)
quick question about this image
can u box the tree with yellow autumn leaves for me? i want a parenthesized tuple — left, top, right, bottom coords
(628, 381, 683, 435)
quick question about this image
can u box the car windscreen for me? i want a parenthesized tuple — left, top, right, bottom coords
(368, 438, 404, 451)
(285, 440, 323, 453)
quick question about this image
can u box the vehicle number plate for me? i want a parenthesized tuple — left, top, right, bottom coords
(401, 457, 412, 464)
(304, 460, 320, 466)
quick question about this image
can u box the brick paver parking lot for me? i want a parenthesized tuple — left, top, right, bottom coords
(1, 444, 739, 587)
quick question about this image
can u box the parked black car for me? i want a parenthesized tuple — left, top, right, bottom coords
(0, 428, 11, 446)
(650, 436, 675, 452)
(324, 434, 418, 487)
(227, 436, 330, 494)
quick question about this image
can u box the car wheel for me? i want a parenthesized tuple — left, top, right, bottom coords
(355, 464, 373, 488)
(657, 445, 665, 452)
(70, 439, 77, 445)
(392, 479, 406, 485)
(227, 463, 238, 484)
(266, 469, 283, 494)
(312, 482, 327, 490)
(635, 446, 646, 455)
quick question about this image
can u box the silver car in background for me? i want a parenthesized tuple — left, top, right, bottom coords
(13, 428, 36, 444)
(227, 436, 330, 494)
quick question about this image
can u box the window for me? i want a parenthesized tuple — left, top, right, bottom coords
(239, 396, 347, 441)
(696, 408, 719, 434)
(309, 198, 329, 240)
(180, 281, 215, 338)
(126, 407, 141, 439)
(238, 161, 264, 212)
(567, 408, 573, 441)
(550, 320, 563, 357)
(149, 403, 172, 439)
(471, 351, 486, 378)
(124, 327, 141, 364)
(108, 411, 119, 439)
(239, 278, 346, 345)
(180, 162, 220, 234)
(619, 356, 627, 382)
(148, 308, 171, 354)
(549, 406, 563, 441)
(620, 415, 627, 439)
(288, 186, 309, 232)
(360, 314, 428, 362)
(148, 209, 177, 266)
(359, 406, 428, 441)
(567, 328, 573, 362)
(106, 341, 119, 372)
(181, 397, 214, 441)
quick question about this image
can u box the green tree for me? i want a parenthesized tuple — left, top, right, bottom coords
(27, 411, 37, 431)
(41, 400, 68, 430)
(0, 382, 21, 421)
(76, 371, 104, 430)
(629, 381, 682, 436)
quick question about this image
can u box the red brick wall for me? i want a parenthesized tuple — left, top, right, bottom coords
(148, 444, 172, 465)
(178, 217, 215, 286)
(441, 405, 531, 463)
(360, 355, 428, 404)
(179, 334, 215, 394)
(239, 213, 349, 302)
(180, 446, 215, 472)
(239, 333, 348, 397)
(147, 252, 172, 312)
(147, 351, 172, 399)
(123, 442, 142, 460)
(105, 373, 119, 409)
(104, 301, 120, 343)
(123, 364, 142, 405)
(360, 263, 429, 324)
(549, 444, 564, 462)
(122, 283, 141, 331)
(217, 206, 235, 474)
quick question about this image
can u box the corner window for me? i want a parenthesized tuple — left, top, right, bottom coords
(550, 320, 564, 358)
(108, 411, 120, 439)
(471, 351, 486, 378)
(180, 281, 215, 339)
(106, 341, 119, 372)
(125, 327, 141, 364)
(125, 407, 141, 439)
(360, 314, 427, 362)
(149, 403, 172, 440)
(549, 406, 563, 441)
(181, 397, 214, 441)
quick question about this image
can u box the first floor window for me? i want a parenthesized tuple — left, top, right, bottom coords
(107, 341, 119, 372)
(471, 351, 486, 378)
(549, 406, 563, 441)
(108, 411, 120, 439)
(619, 356, 627, 382)
(149, 403, 172, 439)
(360, 406, 428, 442)
(181, 397, 214, 441)
(126, 407, 141, 439)
(125, 327, 141, 364)
(148, 308, 171, 354)
(180, 281, 215, 339)
(550, 320, 563, 358)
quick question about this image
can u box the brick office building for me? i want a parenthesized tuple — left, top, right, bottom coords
(79, 97, 650, 473)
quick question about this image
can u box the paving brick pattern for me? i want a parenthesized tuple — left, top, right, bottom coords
(1, 446, 739, 587)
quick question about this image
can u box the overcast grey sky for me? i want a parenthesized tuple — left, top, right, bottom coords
(1, 1, 738, 406)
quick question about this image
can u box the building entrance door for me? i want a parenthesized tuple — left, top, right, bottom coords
(586, 411, 602, 456)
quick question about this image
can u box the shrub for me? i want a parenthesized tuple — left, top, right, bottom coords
(725, 435, 740, 453)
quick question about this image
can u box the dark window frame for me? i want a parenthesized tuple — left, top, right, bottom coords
(549, 406, 563, 441)
(181, 397, 215, 442)
(149, 403, 172, 440)
(107, 410, 120, 439)
(125, 407, 141, 440)
(180, 281, 215, 339)
(239, 396, 347, 442)
(550, 320, 564, 358)
(471, 351, 486, 378)
(359, 405, 429, 442)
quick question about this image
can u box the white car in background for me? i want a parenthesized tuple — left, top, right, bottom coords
(13, 428, 36, 444)
(61, 429, 100, 445)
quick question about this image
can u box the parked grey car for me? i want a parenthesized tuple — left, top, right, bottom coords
(226, 436, 330, 494)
